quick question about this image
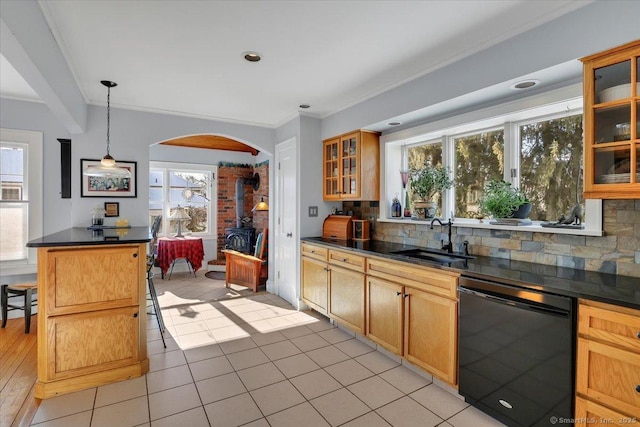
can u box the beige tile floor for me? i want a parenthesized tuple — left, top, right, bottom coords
(31, 272, 505, 427)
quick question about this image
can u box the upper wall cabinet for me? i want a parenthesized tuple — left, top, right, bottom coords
(323, 130, 380, 201)
(581, 40, 640, 199)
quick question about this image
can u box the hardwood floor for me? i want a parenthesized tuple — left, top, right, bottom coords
(0, 316, 40, 427)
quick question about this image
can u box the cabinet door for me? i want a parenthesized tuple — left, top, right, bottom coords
(301, 257, 328, 314)
(43, 306, 140, 381)
(340, 133, 360, 199)
(404, 287, 457, 386)
(366, 277, 403, 355)
(581, 41, 640, 199)
(328, 265, 365, 334)
(576, 337, 640, 417)
(323, 138, 341, 200)
(575, 397, 637, 427)
(45, 245, 141, 315)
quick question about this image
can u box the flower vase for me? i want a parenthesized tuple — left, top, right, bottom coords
(403, 191, 411, 217)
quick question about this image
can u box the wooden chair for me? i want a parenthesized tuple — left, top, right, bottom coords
(1, 282, 38, 333)
(223, 228, 268, 292)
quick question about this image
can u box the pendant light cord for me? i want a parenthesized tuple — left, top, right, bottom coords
(106, 85, 111, 157)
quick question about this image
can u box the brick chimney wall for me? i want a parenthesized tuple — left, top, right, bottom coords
(216, 164, 254, 261)
(252, 161, 269, 234)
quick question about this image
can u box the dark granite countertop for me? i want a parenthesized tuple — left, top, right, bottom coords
(26, 227, 151, 247)
(302, 237, 640, 310)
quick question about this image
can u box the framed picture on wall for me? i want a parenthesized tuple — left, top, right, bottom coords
(104, 202, 120, 217)
(80, 159, 137, 197)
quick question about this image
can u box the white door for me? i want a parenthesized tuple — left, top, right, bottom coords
(274, 138, 298, 307)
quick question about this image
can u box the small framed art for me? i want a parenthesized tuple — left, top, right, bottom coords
(104, 202, 120, 217)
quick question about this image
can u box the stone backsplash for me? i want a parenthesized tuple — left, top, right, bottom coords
(343, 200, 640, 278)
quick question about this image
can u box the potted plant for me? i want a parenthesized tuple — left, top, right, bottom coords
(409, 163, 454, 218)
(478, 180, 531, 219)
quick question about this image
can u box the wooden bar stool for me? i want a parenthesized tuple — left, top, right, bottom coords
(1, 282, 38, 333)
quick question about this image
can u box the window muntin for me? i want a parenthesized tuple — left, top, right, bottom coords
(454, 129, 504, 218)
(519, 114, 583, 222)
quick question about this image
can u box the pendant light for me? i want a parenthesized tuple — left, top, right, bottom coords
(83, 81, 131, 178)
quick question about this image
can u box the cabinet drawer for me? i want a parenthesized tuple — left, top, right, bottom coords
(301, 243, 328, 262)
(578, 301, 640, 353)
(576, 337, 640, 417)
(329, 249, 365, 272)
(43, 245, 141, 315)
(575, 397, 638, 427)
(43, 306, 140, 381)
(367, 256, 458, 299)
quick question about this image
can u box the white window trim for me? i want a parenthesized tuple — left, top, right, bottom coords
(0, 128, 43, 275)
(380, 83, 603, 236)
(149, 161, 218, 241)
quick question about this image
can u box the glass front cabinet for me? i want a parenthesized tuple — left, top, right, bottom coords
(323, 130, 380, 201)
(581, 40, 640, 199)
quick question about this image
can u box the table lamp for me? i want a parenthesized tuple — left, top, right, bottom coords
(169, 205, 191, 237)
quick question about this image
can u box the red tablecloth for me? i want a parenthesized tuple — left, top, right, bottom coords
(157, 237, 204, 275)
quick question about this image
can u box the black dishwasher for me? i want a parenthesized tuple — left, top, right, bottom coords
(458, 276, 575, 427)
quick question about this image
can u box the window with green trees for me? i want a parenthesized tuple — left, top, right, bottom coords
(519, 114, 583, 222)
(454, 129, 504, 218)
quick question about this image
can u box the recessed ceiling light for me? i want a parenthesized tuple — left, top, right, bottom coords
(243, 52, 261, 62)
(299, 104, 310, 109)
(387, 121, 402, 126)
(510, 80, 540, 90)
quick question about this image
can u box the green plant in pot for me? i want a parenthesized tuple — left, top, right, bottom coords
(409, 163, 454, 218)
(478, 180, 531, 219)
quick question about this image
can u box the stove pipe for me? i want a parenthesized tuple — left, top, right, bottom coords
(235, 172, 260, 227)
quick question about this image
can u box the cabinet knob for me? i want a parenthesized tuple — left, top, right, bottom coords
(637, 331, 640, 339)
(636, 385, 640, 393)
(396, 291, 402, 296)
(286, 232, 293, 238)
(403, 294, 409, 298)
(342, 258, 348, 262)
(133, 312, 139, 318)
(133, 253, 138, 258)
(311, 250, 315, 254)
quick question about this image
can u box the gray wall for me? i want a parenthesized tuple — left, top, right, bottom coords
(321, 0, 640, 138)
(0, 98, 71, 234)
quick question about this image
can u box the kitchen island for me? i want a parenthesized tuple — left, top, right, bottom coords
(26, 227, 151, 399)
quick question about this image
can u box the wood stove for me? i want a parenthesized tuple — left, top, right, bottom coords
(224, 227, 256, 254)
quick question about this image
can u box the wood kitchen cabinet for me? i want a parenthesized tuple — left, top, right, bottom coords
(581, 40, 640, 199)
(366, 256, 459, 386)
(301, 243, 329, 314)
(576, 299, 640, 420)
(404, 286, 457, 386)
(366, 276, 404, 355)
(327, 250, 366, 334)
(323, 130, 380, 201)
(34, 243, 148, 399)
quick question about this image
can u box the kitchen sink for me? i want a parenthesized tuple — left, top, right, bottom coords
(390, 248, 474, 265)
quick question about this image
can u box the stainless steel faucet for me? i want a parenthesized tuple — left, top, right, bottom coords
(430, 217, 453, 253)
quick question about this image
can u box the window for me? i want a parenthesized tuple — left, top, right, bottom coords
(382, 85, 602, 235)
(519, 114, 583, 222)
(149, 162, 217, 237)
(0, 129, 43, 273)
(407, 141, 443, 210)
(454, 129, 504, 218)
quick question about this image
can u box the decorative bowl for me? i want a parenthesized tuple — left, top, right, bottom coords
(599, 83, 640, 103)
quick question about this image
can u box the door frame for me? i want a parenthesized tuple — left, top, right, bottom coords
(273, 137, 298, 306)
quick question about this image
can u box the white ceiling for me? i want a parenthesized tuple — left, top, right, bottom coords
(2, 1, 589, 128)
